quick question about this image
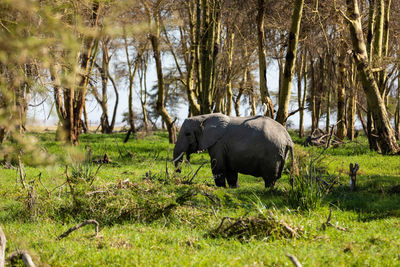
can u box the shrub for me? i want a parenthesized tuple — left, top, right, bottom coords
(287, 147, 340, 211)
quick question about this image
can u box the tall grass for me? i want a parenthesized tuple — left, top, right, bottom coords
(288, 148, 340, 211)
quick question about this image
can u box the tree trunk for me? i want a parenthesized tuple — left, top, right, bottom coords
(198, 0, 220, 114)
(396, 73, 400, 139)
(276, 0, 304, 126)
(379, 0, 391, 100)
(150, 9, 176, 144)
(123, 33, 142, 140)
(296, 49, 305, 137)
(257, 0, 274, 117)
(337, 42, 347, 140)
(225, 28, 235, 116)
(326, 86, 331, 133)
(139, 53, 149, 131)
(64, 1, 101, 145)
(345, 0, 399, 154)
(250, 86, 256, 116)
(185, 1, 201, 115)
(373, 0, 385, 96)
(234, 50, 249, 117)
(83, 103, 89, 133)
(347, 62, 358, 140)
(366, 0, 375, 61)
(310, 57, 317, 132)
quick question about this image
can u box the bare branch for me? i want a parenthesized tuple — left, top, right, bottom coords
(286, 254, 302, 267)
(57, 220, 99, 240)
(188, 162, 208, 183)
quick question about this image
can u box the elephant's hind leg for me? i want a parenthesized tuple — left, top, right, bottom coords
(263, 158, 285, 188)
(263, 176, 276, 188)
(227, 171, 238, 188)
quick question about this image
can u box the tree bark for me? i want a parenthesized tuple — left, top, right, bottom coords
(257, 0, 274, 117)
(337, 42, 347, 140)
(345, 0, 399, 154)
(199, 0, 219, 114)
(298, 51, 307, 137)
(366, 0, 375, 61)
(310, 57, 317, 132)
(139, 53, 149, 131)
(373, 0, 385, 96)
(396, 73, 400, 139)
(347, 61, 358, 140)
(225, 28, 235, 116)
(185, 1, 201, 115)
(276, 0, 304, 126)
(60, 1, 101, 145)
(150, 8, 176, 144)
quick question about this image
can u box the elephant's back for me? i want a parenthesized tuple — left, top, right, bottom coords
(229, 116, 292, 147)
(222, 116, 291, 175)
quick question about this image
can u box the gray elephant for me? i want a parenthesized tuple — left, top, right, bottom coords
(173, 113, 293, 188)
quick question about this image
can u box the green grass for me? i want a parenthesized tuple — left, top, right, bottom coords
(1, 131, 400, 266)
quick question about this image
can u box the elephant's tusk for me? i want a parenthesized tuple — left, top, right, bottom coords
(171, 152, 184, 163)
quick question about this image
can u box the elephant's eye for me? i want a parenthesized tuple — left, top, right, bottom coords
(185, 132, 190, 136)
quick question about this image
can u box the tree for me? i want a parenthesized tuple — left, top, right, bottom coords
(344, 0, 399, 153)
(92, 37, 119, 134)
(145, 0, 177, 143)
(52, 1, 102, 145)
(337, 39, 347, 140)
(276, 0, 304, 126)
(256, 0, 274, 117)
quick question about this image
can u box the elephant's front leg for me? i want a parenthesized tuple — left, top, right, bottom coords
(210, 157, 227, 187)
(209, 148, 227, 187)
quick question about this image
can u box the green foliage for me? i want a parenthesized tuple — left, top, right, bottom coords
(287, 147, 339, 211)
(2, 132, 400, 266)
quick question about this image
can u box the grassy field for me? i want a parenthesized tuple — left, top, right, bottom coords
(1, 131, 400, 266)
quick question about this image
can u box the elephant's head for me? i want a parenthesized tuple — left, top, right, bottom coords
(173, 113, 230, 169)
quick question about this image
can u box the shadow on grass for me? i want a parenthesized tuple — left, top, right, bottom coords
(327, 175, 400, 221)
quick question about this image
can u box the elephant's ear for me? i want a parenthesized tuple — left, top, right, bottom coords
(198, 114, 230, 150)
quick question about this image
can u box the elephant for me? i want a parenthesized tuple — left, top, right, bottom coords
(173, 113, 294, 188)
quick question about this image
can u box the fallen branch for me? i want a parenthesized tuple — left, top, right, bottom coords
(3, 162, 16, 170)
(37, 173, 50, 196)
(18, 156, 27, 189)
(0, 226, 5, 267)
(321, 208, 348, 231)
(7, 250, 35, 267)
(188, 162, 207, 183)
(286, 254, 302, 267)
(57, 220, 99, 240)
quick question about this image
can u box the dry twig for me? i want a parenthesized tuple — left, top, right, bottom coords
(17, 156, 27, 189)
(321, 208, 348, 231)
(57, 219, 99, 240)
(286, 254, 302, 267)
(188, 162, 208, 183)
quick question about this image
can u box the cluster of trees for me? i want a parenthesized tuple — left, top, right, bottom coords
(0, 0, 400, 153)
